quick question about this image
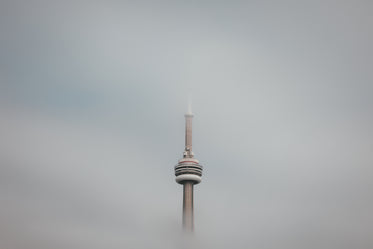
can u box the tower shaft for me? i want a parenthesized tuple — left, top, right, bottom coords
(183, 181, 194, 231)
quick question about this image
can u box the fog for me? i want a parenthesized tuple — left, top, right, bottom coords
(0, 1, 372, 248)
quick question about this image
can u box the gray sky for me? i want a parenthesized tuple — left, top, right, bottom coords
(0, 1, 372, 249)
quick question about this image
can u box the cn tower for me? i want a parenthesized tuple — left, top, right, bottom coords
(174, 107, 203, 232)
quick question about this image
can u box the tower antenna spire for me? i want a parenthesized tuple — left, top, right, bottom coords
(184, 104, 194, 158)
(187, 101, 192, 115)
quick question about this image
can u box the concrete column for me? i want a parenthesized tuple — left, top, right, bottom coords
(182, 181, 194, 232)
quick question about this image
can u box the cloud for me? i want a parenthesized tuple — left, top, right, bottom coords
(0, 1, 372, 248)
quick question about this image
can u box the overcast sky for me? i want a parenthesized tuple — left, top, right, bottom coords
(0, 1, 372, 249)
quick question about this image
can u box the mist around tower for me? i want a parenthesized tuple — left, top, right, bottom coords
(1, 1, 371, 249)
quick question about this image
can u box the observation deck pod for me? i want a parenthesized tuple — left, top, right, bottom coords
(175, 158, 203, 184)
